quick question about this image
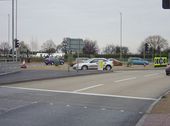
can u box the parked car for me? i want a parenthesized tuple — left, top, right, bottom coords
(70, 58, 89, 66)
(108, 58, 123, 66)
(127, 57, 149, 65)
(73, 58, 113, 71)
(44, 56, 64, 65)
(165, 64, 170, 75)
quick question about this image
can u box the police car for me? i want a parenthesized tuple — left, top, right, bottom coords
(73, 58, 113, 71)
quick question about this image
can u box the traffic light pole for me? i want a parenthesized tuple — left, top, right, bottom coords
(12, 0, 15, 62)
(15, 0, 18, 62)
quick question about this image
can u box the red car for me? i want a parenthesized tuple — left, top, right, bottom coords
(166, 64, 170, 75)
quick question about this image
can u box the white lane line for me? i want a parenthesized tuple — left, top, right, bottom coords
(114, 77, 137, 83)
(73, 84, 104, 92)
(1, 86, 157, 101)
(144, 73, 160, 77)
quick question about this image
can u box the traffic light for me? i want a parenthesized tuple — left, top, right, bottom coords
(14, 38, 19, 48)
(145, 43, 149, 52)
(163, 0, 170, 9)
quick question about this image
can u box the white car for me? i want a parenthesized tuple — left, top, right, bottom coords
(73, 58, 113, 71)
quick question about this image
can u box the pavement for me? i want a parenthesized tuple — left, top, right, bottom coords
(136, 91, 170, 126)
(0, 70, 169, 126)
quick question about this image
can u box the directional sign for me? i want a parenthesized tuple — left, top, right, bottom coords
(154, 57, 168, 67)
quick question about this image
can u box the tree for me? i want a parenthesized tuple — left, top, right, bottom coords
(41, 40, 56, 55)
(115, 46, 129, 55)
(142, 35, 168, 54)
(0, 42, 11, 56)
(138, 35, 169, 55)
(56, 44, 63, 53)
(19, 41, 30, 58)
(122, 47, 129, 55)
(103, 44, 115, 54)
(83, 39, 99, 55)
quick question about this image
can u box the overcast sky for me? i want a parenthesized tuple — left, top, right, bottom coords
(0, 0, 170, 53)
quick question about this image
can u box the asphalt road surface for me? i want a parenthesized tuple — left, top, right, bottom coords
(0, 70, 169, 126)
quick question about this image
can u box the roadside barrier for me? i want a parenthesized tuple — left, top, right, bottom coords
(0, 62, 21, 75)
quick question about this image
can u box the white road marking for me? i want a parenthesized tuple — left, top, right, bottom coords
(73, 84, 104, 92)
(101, 108, 106, 111)
(144, 73, 160, 77)
(114, 77, 137, 83)
(1, 86, 157, 101)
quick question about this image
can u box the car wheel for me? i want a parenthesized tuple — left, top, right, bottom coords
(81, 66, 88, 70)
(166, 73, 169, 76)
(106, 65, 112, 71)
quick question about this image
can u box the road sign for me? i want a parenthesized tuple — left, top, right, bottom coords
(64, 38, 84, 53)
(154, 57, 168, 67)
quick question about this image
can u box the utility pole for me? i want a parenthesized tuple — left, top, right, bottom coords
(15, 0, 18, 62)
(12, 0, 15, 62)
(8, 14, 10, 45)
(120, 12, 123, 61)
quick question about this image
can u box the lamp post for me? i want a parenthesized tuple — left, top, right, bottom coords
(8, 14, 10, 45)
(12, 0, 15, 61)
(0, 0, 16, 62)
(120, 12, 123, 61)
(15, 0, 18, 62)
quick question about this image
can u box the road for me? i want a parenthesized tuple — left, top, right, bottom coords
(0, 70, 169, 126)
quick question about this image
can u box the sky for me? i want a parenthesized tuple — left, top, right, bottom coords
(0, 0, 170, 53)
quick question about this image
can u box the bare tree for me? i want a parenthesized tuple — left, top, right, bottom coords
(56, 44, 63, 53)
(41, 40, 56, 55)
(19, 41, 30, 58)
(115, 45, 129, 55)
(0, 42, 11, 56)
(144, 35, 168, 51)
(103, 44, 115, 54)
(83, 39, 99, 55)
(139, 35, 168, 54)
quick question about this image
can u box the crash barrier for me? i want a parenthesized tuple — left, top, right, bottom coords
(154, 57, 168, 67)
(0, 62, 21, 75)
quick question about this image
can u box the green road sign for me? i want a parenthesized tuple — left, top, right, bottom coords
(154, 57, 168, 67)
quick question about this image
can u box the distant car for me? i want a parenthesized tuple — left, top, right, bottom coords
(44, 57, 64, 65)
(165, 64, 170, 75)
(127, 57, 149, 65)
(73, 58, 113, 71)
(108, 58, 123, 66)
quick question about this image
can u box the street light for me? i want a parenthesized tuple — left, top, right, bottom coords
(0, 0, 17, 62)
(120, 12, 123, 61)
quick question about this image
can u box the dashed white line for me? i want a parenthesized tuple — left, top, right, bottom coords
(1, 86, 157, 101)
(114, 77, 137, 83)
(73, 84, 104, 92)
(66, 104, 70, 107)
(144, 73, 160, 77)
